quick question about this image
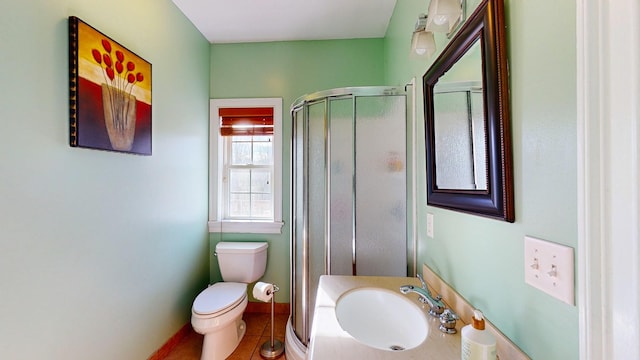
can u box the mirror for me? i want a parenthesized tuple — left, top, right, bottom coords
(423, 0, 514, 222)
(433, 40, 484, 191)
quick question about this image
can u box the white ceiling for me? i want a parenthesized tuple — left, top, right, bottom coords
(171, 0, 399, 44)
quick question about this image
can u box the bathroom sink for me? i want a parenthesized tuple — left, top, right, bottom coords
(334, 287, 428, 351)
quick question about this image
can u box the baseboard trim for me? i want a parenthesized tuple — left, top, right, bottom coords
(147, 323, 191, 360)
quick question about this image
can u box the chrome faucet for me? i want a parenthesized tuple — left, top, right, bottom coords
(399, 274, 446, 316)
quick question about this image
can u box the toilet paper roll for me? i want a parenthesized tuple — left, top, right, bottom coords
(253, 282, 273, 302)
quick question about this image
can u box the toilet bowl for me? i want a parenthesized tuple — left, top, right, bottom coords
(191, 283, 249, 360)
(191, 242, 268, 360)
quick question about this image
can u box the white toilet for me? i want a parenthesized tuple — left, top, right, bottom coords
(191, 241, 268, 360)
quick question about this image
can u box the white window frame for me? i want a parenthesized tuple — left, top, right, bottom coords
(209, 98, 284, 234)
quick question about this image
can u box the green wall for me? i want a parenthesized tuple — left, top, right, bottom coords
(0, 0, 211, 359)
(384, 0, 578, 359)
(209, 39, 386, 302)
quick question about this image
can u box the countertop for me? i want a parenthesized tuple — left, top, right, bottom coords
(307, 275, 462, 360)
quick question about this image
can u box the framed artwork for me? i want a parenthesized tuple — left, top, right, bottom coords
(68, 16, 152, 155)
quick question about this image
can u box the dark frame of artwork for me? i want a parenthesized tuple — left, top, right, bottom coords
(69, 16, 152, 155)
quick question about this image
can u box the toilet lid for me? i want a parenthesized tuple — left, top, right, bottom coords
(193, 282, 247, 315)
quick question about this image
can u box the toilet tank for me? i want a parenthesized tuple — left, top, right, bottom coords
(216, 242, 268, 283)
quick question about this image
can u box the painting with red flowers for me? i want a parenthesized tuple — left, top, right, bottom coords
(69, 16, 152, 155)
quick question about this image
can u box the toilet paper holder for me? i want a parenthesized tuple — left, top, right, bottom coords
(253, 282, 285, 358)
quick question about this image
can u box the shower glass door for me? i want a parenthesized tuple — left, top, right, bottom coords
(289, 87, 409, 350)
(354, 95, 407, 276)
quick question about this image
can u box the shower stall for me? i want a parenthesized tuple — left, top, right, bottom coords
(285, 86, 415, 359)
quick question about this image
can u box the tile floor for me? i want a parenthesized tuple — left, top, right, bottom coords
(162, 312, 289, 360)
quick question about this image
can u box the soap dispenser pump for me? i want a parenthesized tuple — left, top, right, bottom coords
(461, 309, 496, 360)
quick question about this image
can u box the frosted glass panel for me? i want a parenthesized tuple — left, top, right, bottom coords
(354, 96, 406, 276)
(307, 101, 326, 339)
(328, 98, 354, 275)
(292, 108, 305, 340)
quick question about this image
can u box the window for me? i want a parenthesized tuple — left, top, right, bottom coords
(220, 107, 273, 220)
(209, 98, 283, 234)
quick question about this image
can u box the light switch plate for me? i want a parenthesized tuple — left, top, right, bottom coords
(426, 213, 434, 238)
(524, 236, 575, 305)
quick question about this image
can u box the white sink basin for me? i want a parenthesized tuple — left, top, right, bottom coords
(334, 287, 428, 351)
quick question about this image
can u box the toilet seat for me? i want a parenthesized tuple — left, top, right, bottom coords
(192, 282, 247, 316)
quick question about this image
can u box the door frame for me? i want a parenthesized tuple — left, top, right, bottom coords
(577, 0, 640, 358)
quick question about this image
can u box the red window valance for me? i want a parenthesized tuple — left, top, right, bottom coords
(219, 107, 274, 136)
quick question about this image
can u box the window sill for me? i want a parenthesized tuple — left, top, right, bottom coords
(208, 220, 284, 234)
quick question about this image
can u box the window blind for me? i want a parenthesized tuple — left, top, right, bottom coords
(219, 107, 274, 136)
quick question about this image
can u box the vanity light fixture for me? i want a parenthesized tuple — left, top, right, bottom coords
(425, 0, 464, 34)
(411, 30, 436, 57)
(410, 14, 436, 57)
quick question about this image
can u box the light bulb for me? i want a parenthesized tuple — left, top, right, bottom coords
(433, 15, 448, 25)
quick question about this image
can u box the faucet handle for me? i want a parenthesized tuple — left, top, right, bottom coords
(439, 309, 458, 334)
(416, 273, 428, 289)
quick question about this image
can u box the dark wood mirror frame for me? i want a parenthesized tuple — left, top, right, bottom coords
(423, 0, 514, 222)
